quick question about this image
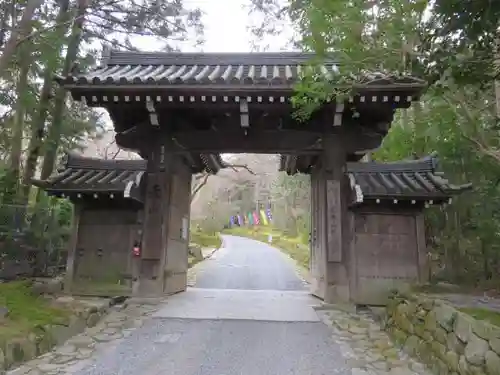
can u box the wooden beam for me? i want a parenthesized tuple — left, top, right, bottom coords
(170, 130, 322, 154)
(168, 128, 383, 154)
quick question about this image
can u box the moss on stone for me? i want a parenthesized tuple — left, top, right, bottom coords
(445, 350, 460, 372)
(459, 308, 500, 328)
(434, 326, 450, 345)
(392, 328, 409, 346)
(414, 322, 427, 338)
(485, 350, 500, 375)
(0, 281, 69, 343)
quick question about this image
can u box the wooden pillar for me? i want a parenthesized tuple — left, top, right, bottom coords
(415, 212, 429, 283)
(133, 139, 173, 296)
(310, 165, 327, 298)
(132, 136, 192, 297)
(319, 134, 354, 303)
(162, 160, 192, 294)
(64, 204, 81, 294)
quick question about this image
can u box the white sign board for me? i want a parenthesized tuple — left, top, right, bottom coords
(182, 217, 189, 240)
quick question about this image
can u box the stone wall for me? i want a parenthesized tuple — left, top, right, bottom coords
(0, 298, 110, 371)
(385, 292, 500, 375)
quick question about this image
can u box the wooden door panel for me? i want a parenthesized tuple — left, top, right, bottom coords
(354, 214, 418, 305)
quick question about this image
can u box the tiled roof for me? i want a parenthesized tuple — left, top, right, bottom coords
(346, 155, 471, 204)
(58, 50, 425, 88)
(279, 154, 471, 204)
(32, 154, 146, 197)
(32, 152, 226, 198)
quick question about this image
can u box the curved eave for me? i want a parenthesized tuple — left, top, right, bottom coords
(57, 75, 426, 92)
(41, 189, 140, 203)
(350, 182, 472, 208)
(200, 154, 226, 174)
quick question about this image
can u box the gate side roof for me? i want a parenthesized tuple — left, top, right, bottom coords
(279, 154, 471, 205)
(57, 50, 426, 89)
(32, 152, 226, 197)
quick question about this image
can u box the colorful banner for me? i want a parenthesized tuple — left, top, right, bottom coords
(253, 211, 260, 225)
(266, 208, 273, 222)
(260, 210, 268, 225)
(229, 209, 273, 227)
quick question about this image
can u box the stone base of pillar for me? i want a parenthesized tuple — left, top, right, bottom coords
(132, 275, 188, 297)
(322, 262, 351, 304)
(324, 284, 350, 304)
(310, 275, 351, 304)
(132, 279, 163, 297)
(310, 276, 326, 300)
(163, 271, 187, 294)
(132, 259, 163, 297)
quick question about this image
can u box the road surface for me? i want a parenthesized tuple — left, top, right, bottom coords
(73, 235, 350, 375)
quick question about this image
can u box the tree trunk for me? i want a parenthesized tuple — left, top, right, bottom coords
(21, 0, 72, 200)
(9, 45, 31, 177)
(495, 22, 500, 118)
(0, 0, 10, 50)
(40, 0, 88, 181)
(0, 0, 43, 77)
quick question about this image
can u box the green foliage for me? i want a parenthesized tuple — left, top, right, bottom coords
(270, 171, 310, 238)
(0, 180, 72, 273)
(285, 0, 429, 119)
(427, 0, 500, 86)
(190, 229, 222, 249)
(0, 281, 69, 341)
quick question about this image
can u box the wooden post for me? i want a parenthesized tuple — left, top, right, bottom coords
(415, 212, 428, 283)
(64, 204, 81, 294)
(162, 159, 192, 294)
(321, 134, 352, 303)
(134, 138, 173, 296)
(309, 166, 327, 299)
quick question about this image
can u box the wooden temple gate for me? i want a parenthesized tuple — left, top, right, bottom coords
(34, 51, 470, 304)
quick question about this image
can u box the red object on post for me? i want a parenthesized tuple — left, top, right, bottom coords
(132, 246, 141, 257)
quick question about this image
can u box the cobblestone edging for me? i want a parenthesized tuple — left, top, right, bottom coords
(318, 307, 431, 375)
(384, 293, 500, 375)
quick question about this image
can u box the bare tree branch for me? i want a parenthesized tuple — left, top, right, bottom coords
(191, 173, 209, 202)
(226, 163, 256, 175)
(442, 90, 500, 163)
(190, 162, 255, 202)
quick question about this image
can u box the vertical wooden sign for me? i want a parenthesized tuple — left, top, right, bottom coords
(141, 171, 163, 259)
(141, 144, 165, 260)
(326, 179, 342, 262)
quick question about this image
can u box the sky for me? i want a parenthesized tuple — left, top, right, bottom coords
(130, 0, 293, 53)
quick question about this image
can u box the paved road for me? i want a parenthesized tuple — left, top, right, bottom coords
(73, 235, 350, 375)
(195, 235, 307, 290)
